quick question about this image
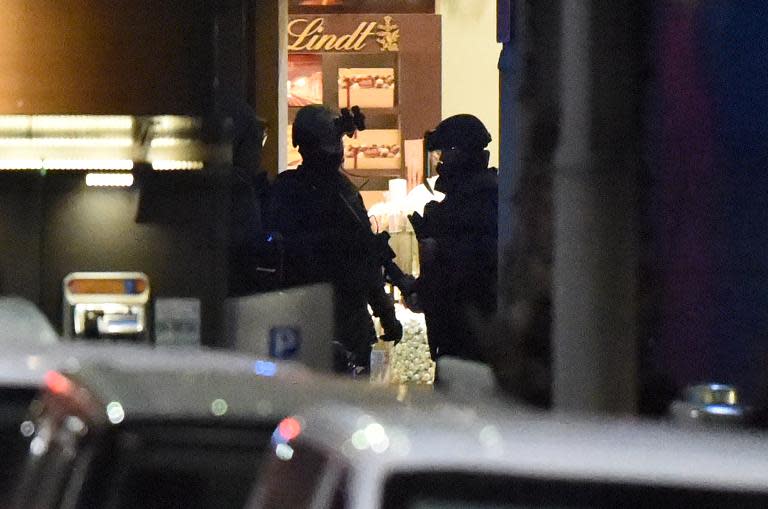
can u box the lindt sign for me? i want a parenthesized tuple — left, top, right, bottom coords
(288, 16, 400, 52)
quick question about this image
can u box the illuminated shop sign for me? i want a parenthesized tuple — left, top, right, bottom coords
(288, 16, 400, 52)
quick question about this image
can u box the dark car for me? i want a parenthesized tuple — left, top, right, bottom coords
(10, 349, 419, 509)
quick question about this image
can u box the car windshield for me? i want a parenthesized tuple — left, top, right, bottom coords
(14, 417, 273, 509)
(80, 423, 273, 509)
(382, 472, 768, 509)
(252, 441, 331, 509)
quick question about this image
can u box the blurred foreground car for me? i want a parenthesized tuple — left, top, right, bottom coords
(10, 350, 424, 509)
(0, 296, 58, 348)
(249, 401, 768, 509)
(0, 341, 147, 500)
(1, 342, 277, 499)
(0, 295, 60, 497)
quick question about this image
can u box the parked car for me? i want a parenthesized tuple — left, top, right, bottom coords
(0, 296, 58, 348)
(1, 341, 270, 499)
(0, 295, 62, 498)
(0, 341, 139, 501)
(248, 400, 768, 509)
(9, 347, 430, 509)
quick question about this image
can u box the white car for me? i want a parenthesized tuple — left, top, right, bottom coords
(8, 345, 434, 509)
(0, 296, 58, 348)
(0, 341, 178, 500)
(249, 400, 768, 508)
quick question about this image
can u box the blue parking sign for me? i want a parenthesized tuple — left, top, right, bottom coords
(269, 327, 302, 360)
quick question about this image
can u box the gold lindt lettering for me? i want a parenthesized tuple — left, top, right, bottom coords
(314, 34, 339, 51)
(331, 22, 377, 51)
(332, 22, 367, 50)
(352, 22, 377, 50)
(288, 18, 324, 51)
(288, 18, 381, 52)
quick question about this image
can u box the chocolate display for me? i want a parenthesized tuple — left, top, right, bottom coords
(340, 74, 395, 89)
(344, 144, 401, 159)
(343, 128, 401, 170)
(339, 67, 396, 109)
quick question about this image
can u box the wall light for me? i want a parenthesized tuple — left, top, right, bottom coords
(0, 116, 33, 130)
(149, 137, 193, 148)
(151, 160, 204, 170)
(0, 137, 133, 147)
(44, 159, 134, 170)
(31, 115, 133, 131)
(152, 116, 200, 133)
(0, 159, 43, 170)
(85, 173, 134, 187)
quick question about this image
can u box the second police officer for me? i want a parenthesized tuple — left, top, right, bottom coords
(406, 114, 499, 361)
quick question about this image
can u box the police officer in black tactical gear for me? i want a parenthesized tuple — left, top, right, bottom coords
(265, 105, 402, 373)
(406, 114, 498, 361)
(223, 96, 272, 296)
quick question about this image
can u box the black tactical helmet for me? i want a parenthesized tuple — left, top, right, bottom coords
(292, 105, 341, 153)
(425, 114, 492, 152)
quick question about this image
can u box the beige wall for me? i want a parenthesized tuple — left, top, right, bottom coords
(0, 0, 214, 115)
(436, 0, 501, 167)
(254, 0, 288, 176)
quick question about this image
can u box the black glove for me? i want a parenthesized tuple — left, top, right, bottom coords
(383, 261, 416, 293)
(404, 291, 423, 313)
(370, 231, 395, 262)
(379, 312, 403, 343)
(408, 212, 426, 239)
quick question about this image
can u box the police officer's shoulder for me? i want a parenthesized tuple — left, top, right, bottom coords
(272, 169, 300, 186)
(266, 170, 302, 202)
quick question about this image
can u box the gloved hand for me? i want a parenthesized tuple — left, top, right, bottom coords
(407, 212, 426, 238)
(371, 231, 395, 262)
(379, 312, 403, 344)
(404, 291, 423, 313)
(384, 265, 416, 294)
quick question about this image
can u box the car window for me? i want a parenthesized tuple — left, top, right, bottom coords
(0, 387, 38, 500)
(255, 441, 330, 509)
(382, 472, 768, 509)
(13, 413, 92, 509)
(329, 468, 349, 509)
(107, 462, 256, 509)
(78, 424, 271, 509)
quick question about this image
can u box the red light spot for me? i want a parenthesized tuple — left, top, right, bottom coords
(44, 371, 73, 396)
(278, 417, 302, 441)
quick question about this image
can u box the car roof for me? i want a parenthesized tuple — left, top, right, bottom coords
(290, 401, 768, 493)
(0, 296, 58, 349)
(0, 341, 286, 390)
(39, 347, 428, 425)
(0, 341, 150, 389)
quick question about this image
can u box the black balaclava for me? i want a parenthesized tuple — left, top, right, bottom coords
(299, 142, 344, 174)
(426, 114, 492, 194)
(434, 148, 490, 193)
(293, 105, 344, 174)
